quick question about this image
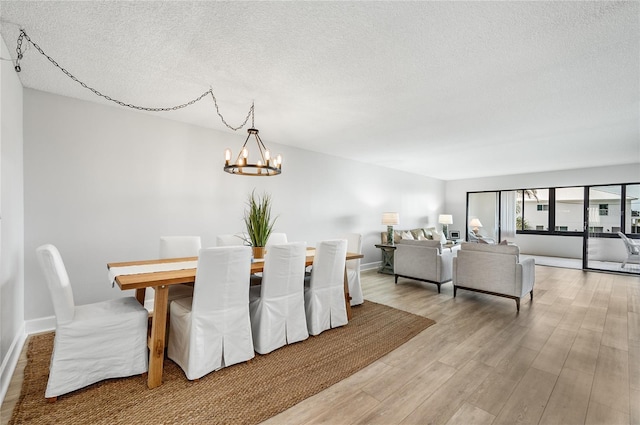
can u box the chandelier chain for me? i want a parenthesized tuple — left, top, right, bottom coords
(14, 29, 254, 129)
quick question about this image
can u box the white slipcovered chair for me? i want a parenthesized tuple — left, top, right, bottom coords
(304, 239, 348, 336)
(249, 242, 308, 354)
(216, 234, 246, 246)
(161, 236, 201, 297)
(618, 232, 640, 268)
(266, 232, 288, 246)
(167, 246, 254, 380)
(344, 233, 363, 306)
(36, 244, 148, 400)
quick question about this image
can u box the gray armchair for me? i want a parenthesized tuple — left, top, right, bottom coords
(394, 239, 456, 293)
(453, 243, 535, 311)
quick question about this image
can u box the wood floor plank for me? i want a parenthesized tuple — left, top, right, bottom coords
(531, 327, 577, 376)
(356, 361, 457, 425)
(493, 367, 558, 425)
(590, 345, 630, 415)
(563, 328, 602, 376)
(399, 360, 492, 425)
(538, 367, 593, 425)
(601, 314, 629, 351)
(629, 339, 640, 392)
(445, 402, 495, 425)
(585, 400, 629, 425)
(581, 306, 607, 333)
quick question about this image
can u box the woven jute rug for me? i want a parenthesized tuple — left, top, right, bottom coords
(9, 300, 435, 425)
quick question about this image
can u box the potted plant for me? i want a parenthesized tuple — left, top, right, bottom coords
(244, 190, 277, 259)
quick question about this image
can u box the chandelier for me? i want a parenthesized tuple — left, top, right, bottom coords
(11, 29, 283, 177)
(223, 105, 282, 176)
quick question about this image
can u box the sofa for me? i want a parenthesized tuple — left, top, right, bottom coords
(381, 227, 447, 245)
(393, 239, 458, 293)
(452, 242, 535, 311)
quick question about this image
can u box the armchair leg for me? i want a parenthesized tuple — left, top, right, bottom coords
(515, 298, 520, 312)
(530, 290, 533, 301)
(436, 283, 441, 293)
(394, 274, 398, 284)
(453, 286, 457, 297)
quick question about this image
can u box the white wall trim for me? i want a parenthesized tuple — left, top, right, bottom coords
(0, 324, 26, 405)
(361, 261, 380, 271)
(25, 315, 55, 335)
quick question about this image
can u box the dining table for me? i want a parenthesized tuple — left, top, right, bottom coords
(107, 248, 364, 389)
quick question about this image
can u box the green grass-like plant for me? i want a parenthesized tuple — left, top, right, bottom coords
(244, 190, 277, 247)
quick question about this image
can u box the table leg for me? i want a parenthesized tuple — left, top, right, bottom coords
(135, 288, 146, 306)
(147, 285, 169, 389)
(344, 268, 352, 320)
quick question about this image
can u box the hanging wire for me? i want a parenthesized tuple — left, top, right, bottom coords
(13, 29, 254, 130)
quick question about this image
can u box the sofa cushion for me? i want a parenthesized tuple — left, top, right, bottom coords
(410, 228, 426, 239)
(460, 241, 520, 258)
(396, 238, 442, 253)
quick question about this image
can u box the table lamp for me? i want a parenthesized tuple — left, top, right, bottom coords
(438, 214, 453, 239)
(469, 218, 483, 234)
(382, 212, 399, 245)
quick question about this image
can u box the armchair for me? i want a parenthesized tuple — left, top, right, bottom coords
(393, 239, 457, 293)
(453, 243, 535, 311)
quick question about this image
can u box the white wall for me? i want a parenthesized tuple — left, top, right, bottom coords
(445, 164, 640, 258)
(0, 35, 25, 402)
(23, 89, 445, 322)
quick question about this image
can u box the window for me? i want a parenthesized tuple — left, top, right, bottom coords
(626, 184, 640, 234)
(599, 204, 609, 216)
(555, 187, 584, 232)
(522, 189, 548, 231)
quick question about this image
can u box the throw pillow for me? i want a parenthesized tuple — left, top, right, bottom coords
(478, 238, 489, 244)
(500, 240, 509, 245)
(430, 230, 446, 244)
(401, 231, 414, 240)
(418, 234, 428, 241)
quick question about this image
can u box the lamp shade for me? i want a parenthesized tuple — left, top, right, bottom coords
(438, 214, 453, 225)
(469, 218, 483, 228)
(381, 212, 399, 226)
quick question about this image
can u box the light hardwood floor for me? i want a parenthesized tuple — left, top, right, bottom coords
(2, 265, 639, 424)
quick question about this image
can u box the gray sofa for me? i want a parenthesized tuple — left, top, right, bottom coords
(394, 239, 457, 293)
(452, 243, 535, 311)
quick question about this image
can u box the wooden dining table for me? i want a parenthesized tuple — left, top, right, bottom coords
(107, 248, 364, 389)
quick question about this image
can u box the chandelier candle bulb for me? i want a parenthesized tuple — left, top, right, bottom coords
(224, 149, 231, 166)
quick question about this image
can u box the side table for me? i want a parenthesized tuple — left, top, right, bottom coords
(375, 244, 396, 275)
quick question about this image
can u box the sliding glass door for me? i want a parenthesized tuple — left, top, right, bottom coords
(585, 184, 639, 274)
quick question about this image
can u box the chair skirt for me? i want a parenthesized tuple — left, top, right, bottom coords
(46, 297, 148, 398)
(168, 297, 255, 380)
(304, 285, 348, 336)
(249, 288, 309, 354)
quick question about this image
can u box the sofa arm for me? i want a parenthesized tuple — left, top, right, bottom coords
(438, 249, 454, 282)
(516, 258, 536, 297)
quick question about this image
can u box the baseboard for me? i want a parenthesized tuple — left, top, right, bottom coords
(361, 261, 380, 271)
(25, 315, 56, 335)
(0, 323, 26, 406)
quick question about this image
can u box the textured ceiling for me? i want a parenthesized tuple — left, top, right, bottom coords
(1, 1, 638, 180)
